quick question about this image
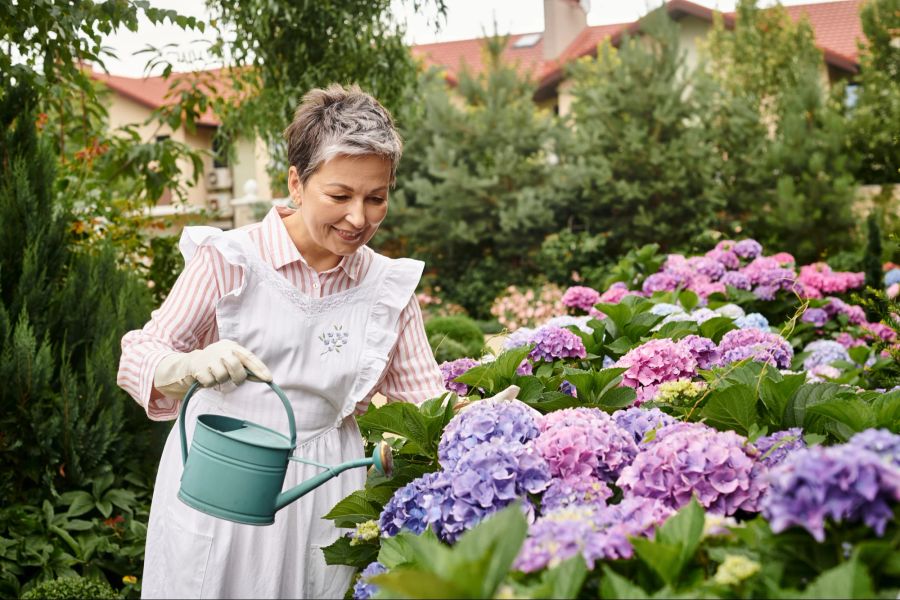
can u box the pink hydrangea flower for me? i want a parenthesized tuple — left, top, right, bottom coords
(528, 326, 587, 363)
(614, 339, 699, 405)
(562, 286, 601, 313)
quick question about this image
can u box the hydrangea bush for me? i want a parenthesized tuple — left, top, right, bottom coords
(338, 238, 900, 600)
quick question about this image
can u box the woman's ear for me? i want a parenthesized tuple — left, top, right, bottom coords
(287, 166, 302, 206)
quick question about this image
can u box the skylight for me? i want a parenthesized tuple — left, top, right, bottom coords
(513, 33, 541, 48)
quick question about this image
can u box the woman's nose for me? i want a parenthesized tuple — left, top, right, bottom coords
(345, 199, 366, 228)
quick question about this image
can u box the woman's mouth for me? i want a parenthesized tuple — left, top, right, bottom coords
(333, 227, 363, 242)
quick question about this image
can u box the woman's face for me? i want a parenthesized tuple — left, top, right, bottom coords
(287, 154, 391, 266)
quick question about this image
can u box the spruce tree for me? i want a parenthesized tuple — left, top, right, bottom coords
(849, 0, 900, 184)
(389, 36, 563, 317)
(0, 84, 159, 505)
(561, 9, 724, 258)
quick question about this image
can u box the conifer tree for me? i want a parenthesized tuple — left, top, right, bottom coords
(390, 36, 563, 316)
(560, 9, 724, 257)
(848, 0, 900, 184)
(0, 84, 158, 505)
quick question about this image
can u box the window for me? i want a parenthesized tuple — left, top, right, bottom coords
(513, 33, 541, 48)
(212, 134, 229, 169)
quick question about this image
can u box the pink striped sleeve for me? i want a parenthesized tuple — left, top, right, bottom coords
(376, 295, 446, 405)
(117, 245, 228, 421)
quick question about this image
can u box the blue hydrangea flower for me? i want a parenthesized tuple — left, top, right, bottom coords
(352, 561, 387, 600)
(734, 312, 769, 330)
(802, 339, 851, 371)
(885, 268, 900, 287)
(438, 398, 541, 470)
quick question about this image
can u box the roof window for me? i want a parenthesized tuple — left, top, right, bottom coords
(513, 33, 542, 48)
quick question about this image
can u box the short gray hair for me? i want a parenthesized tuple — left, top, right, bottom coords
(283, 84, 402, 187)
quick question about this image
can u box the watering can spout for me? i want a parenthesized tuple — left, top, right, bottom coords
(275, 442, 394, 512)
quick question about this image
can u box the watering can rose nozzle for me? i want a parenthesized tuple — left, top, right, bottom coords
(373, 442, 394, 478)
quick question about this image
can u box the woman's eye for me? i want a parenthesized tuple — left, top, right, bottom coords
(328, 194, 350, 201)
(368, 197, 386, 204)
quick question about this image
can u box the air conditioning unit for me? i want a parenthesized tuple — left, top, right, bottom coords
(207, 191, 234, 217)
(206, 167, 233, 191)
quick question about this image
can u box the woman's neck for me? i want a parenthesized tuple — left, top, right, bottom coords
(281, 211, 341, 273)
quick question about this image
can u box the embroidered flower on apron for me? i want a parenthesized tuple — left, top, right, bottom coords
(320, 324, 350, 354)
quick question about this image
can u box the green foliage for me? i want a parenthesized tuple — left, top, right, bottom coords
(705, 0, 859, 263)
(197, 0, 445, 191)
(424, 316, 485, 361)
(371, 503, 528, 599)
(390, 36, 564, 317)
(20, 575, 118, 599)
(562, 10, 724, 258)
(865, 213, 884, 291)
(535, 230, 609, 286)
(848, 0, 900, 184)
(0, 85, 161, 599)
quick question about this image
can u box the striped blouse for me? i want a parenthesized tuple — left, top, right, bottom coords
(117, 205, 445, 421)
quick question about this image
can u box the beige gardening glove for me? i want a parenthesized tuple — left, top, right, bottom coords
(153, 340, 273, 399)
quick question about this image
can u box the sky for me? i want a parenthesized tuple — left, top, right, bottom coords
(99, 0, 842, 77)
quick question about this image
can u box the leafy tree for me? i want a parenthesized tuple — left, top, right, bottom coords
(188, 0, 446, 192)
(0, 83, 160, 507)
(561, 9, 724, 258)
(389, 37, 564, 317)
(848, 0, 900, 184)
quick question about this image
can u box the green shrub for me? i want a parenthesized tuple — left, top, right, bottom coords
(428, 334, 470, 364)
(21, 576, 119, 600)
(425, 316, 485, 361)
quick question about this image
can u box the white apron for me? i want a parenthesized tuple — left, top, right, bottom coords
(141, 227, 423, 599)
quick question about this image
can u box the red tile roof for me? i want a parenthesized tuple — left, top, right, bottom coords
(97, 0, 865, 122)
(94, 68, 232, 127)
(413, 0, 866, 93)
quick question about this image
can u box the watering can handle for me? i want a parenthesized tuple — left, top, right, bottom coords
(178, 370, 297, 466)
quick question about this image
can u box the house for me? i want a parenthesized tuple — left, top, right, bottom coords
(95, 0, 865, 221)
(94, 68, 274, 220)
(412, 0, 865, 115)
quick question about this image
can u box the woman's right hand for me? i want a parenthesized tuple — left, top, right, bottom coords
(153, 340, 273, 399)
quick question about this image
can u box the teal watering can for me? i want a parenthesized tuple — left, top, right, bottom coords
(177, 374, 393, 525)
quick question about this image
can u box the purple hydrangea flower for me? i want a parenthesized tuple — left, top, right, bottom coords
(706, 248, 741, 270)
(541, 476, 612, 513)
(439, 358, 479, 395)
(614, 338, 699, 405)
(562, 286, 601, 313)
(687, 256, 726, 281)
(802, 340, 851, 371)
(801, 308, 829, 327)
(753, 428, 806, 469)
(762, 443, 900, 542)
(528, 326, 587, 363)
(679, 334, 720, 370)
(733, 239, 763, 259)
(352, 562, 387, 600)
(559, 380, 577, 397)
(438, 398, 542, 470)
(612, 406, 678, 445)
(849, 429, 900, 468)
(721, 271, 752, 290)
(718, 328, 793, 369)
(515, 497, 674, 572)
(643, 272, 680, 294)
(535, 409, 637, 483)
(617, 422, 763, 515)
(753, 285, 778, 301)
(539, 406, 611, 432)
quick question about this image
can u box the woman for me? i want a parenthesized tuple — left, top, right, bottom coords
(118, 84, 446, 598)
